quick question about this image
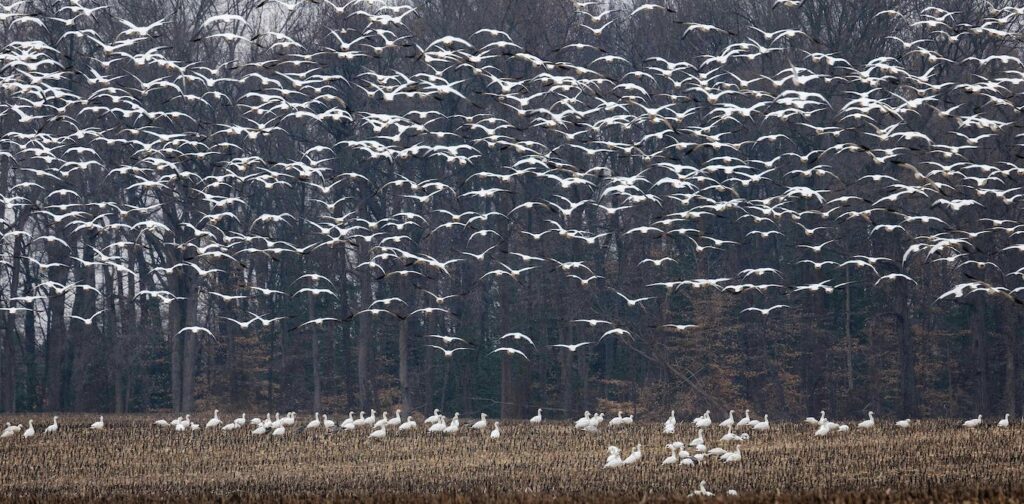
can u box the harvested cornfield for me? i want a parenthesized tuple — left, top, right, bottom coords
(0, 414, 1022, 503)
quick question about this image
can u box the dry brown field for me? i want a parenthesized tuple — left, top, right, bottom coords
(1, 414, 1023, 502)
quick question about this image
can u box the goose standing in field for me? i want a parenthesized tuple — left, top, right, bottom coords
(425, 409, 442, 424)
(694, 411, 712, 428)
(575, 411, 592, 429)
(663, 410, 676, 434)
(814, 422, 832, 436)
(233, 413, 246, 427)
(806, 411, 826, 426)
(306, 412, 321, 430)
(428, 416, 447, 433)
(175, 415, 191, 432)
(963, 415, 983, 428)
(609, 411, 624, 427)
(369, 424, 386, 439)
(399, 416, 417, 431)
(737, 409, 752, 428)
(23, 420, 34, 438)
(720, 426, 741, 442)
(662, 444, 679, 465)
(529, 408, 543, 424)
(252, 423, 268, 435)
(490, 421, 500, 439)
(271, 425, 286, 437)
(323, 415, 336, 430)
(154, 418, 170, 428)
(45, 416, 58, 434)
(387, 411, 402, 427)
(283, 412, 297, 427)
(444, 414, 461, 434)
(206, 410, 223, 429)
(721, 445, 742, 463)
(222, 422, 239, 431)
(689, 429, 705, 447)
(689, 480, 714, 497)
(351, 411, 366, 427)
(997, 414, 1010, 428)
(623, 444, 643, 464)
(373, 412, 390, 429)
(90, 416, 105, 431)
(341, 412, 355, 430)
(471, 413, 488, 430)
(896, 419, 912, 428)
(720, 410, 736, 428)
(857, 411, 876, 429)
(610, 411, 633, 426)
(753, 415, 770, 431)
(604, 446, 624, 468)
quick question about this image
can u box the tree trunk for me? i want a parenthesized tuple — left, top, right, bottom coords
(182, 277, 199, 413)
(1005, 315, 1017, 416)
(399, 317, 410, 412)
(357, 243, 374, 410)
(970, 299, 988, 414)
(44, 241, 71, 410)
(309, 293, 321, 412)
(844, 267, 853, 398)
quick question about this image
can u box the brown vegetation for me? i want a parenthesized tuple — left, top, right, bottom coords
(0, 414, 1022, 502)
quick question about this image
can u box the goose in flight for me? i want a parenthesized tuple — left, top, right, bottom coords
(551, 342, 593, 352)
(741, 305, 790, 316)
(426, 345, 472, 358)
(490, 347, 529, 360)
(629, 3, 674, 16)
(425, 334, 467, 345)
(499, 332, 535, 347)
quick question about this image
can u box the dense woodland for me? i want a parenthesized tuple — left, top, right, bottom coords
(1, 0, 1023, 420)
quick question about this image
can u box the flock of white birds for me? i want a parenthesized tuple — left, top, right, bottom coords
(2, 407, 1017, 497)
(0, 0, 1023, 387)
(2, 407, 1016, 440)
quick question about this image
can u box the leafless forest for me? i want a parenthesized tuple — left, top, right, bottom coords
(1, 0, 1023, 424)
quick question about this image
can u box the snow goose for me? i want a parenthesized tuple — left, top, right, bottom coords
(529, 408, 543, 424)
(857, 411, 875, 429)
(963, 415, 983, 428)
(205, 410, 223, 429)
(44, 416, 58, 434)
(661, 445, 679, 465)
(719, 410, 736, 428)
(575, 411, 592, 429)
(623, 444, 642, 464)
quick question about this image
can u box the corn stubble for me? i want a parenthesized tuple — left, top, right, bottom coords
(0, 415, 1022, 502)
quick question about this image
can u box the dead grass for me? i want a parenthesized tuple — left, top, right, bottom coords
(0, 414, 1022, 502)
